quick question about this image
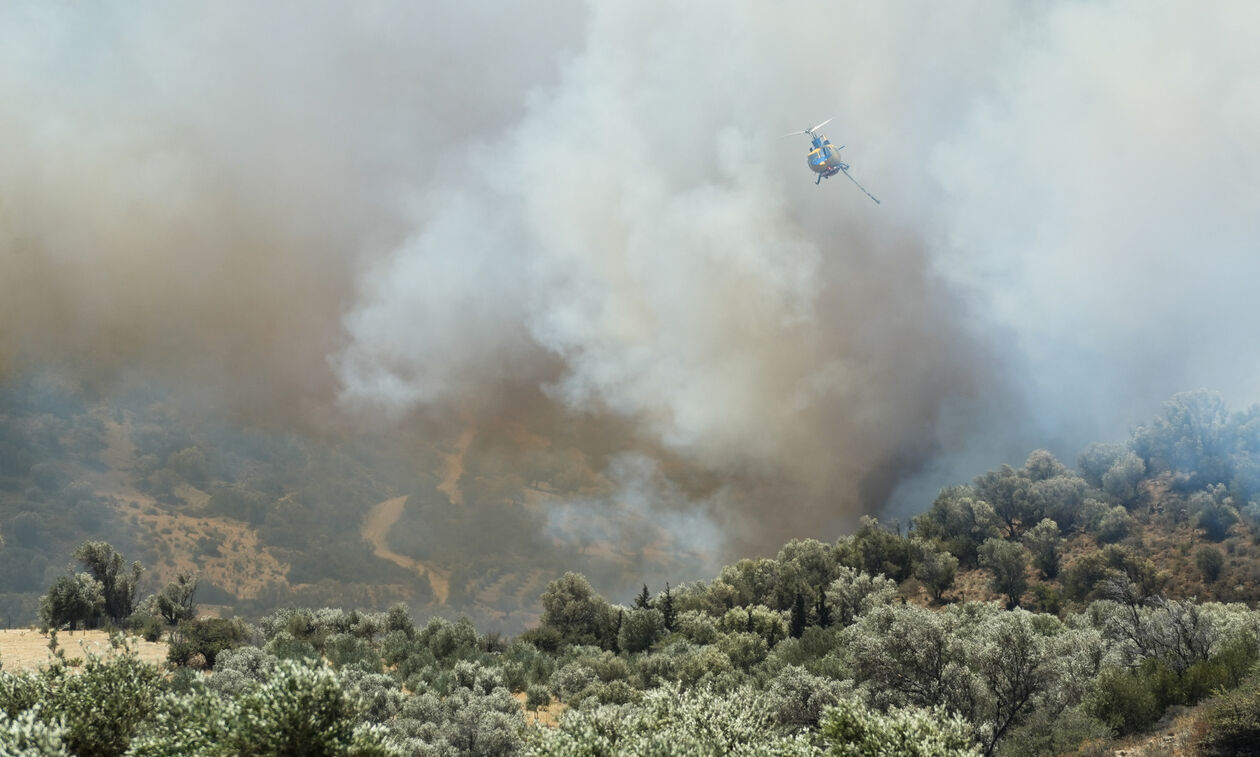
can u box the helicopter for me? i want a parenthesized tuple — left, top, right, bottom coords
(783, 118, 880, 204)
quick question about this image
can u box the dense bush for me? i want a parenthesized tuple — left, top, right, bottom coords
(1196, 674, 1260, 757)
(521, 682, 817, 756)
(130, 661, 400, 757)
(1196, 545, 1226, 582)
(0, 646, 163, 757)
(821, 700, 979, 757)
(168, 618, 253, 668)
(1022, 519, 1062, 579)
(5, 578, 1260, 757)
(912, 487, 1000, 568)
(0, 706, 69, 757)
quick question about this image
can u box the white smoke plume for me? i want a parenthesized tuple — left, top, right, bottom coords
(4, 1, 1260, 564)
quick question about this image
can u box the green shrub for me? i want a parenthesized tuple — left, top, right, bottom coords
(1028, 583, 1063, 615)
(617, 608, 664, 654)
(1195, 545, 1226, 582)
(0, 706, 70, 757)
(127, 661, 400, 757)
(1087, 667, 1161, 735)
(517, 626, 563, 654)
(766, 665, 848, 728)
(995, 705, 1112, 757)
(231, 660, 399, 756)
(1196, 501, 1239, 542)
(820, 699, 980, 756)
(324, 633, 382, 673)
(167, 618, 252, 669)
(525, 684, 550, 711)
(0, 650, 165, 757)
(129, 613, 164, 642)
(1095, 506, 1134, 544)
(522, 682, 815, 756)
(59, 653, 165, 757)
(265, 631, 320, 662)
(1197, 676, 1260, 756)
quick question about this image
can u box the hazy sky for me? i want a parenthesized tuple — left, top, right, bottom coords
(3, 1, 1259, 557)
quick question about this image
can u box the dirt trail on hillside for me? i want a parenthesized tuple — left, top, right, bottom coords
(437, 426, 476, 505)
(362, 496, 450, 604)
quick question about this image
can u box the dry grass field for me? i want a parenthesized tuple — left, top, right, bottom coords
(0, 629, 167, 673)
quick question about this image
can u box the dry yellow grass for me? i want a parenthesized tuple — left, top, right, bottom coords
(89, 412, 291, 599)
(115, 496, 289, 599)
(0, 629, 168, 673)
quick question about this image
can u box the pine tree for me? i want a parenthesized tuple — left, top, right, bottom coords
(635, 584, 651, 609)
(661, 583, 676, 632)
(815, 592, 832, 628)
(790, 593, 807, 639)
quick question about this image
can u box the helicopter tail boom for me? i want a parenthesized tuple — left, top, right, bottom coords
(839, 167, 880, 204)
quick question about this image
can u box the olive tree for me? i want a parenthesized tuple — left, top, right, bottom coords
(913, 541, 959, 602)
(618, 607, 665, 654)
(1022, 519, 1063, 580)
(1102, 452, 1146, 506)
(912, 487, 1001, 567)
(72, 542, 142, 625)
(154, 572, 198, 626)
(539, 572, 618, 650)
(846, 604, 974, 714)
(764, 665, 849, 728)
(978, 538, 1029, 609)
(974, 466, 1034, 538)
(1078, 442, 1126, 489)
(825, 567, 898, 627)
(39, 573, 103, 632)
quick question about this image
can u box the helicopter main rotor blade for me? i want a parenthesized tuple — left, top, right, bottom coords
(808, 117, 833, 133)
(839, 167, 880, 204)
(780, 129, 810, 138)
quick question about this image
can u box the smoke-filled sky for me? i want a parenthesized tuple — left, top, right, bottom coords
(3, 1, 1260, 561)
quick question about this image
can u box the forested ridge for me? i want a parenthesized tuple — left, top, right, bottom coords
(4, 388, 1260, 754)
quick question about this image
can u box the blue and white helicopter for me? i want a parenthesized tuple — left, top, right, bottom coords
(784, 118, 880, 203)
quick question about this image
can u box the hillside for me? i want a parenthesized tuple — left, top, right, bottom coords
(5, 387, 1260, 754)
(6, 376, 1260, 631)
(0, 372, 703, 630)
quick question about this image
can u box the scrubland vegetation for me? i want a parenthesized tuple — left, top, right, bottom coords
(4, 388, 1260, 754)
